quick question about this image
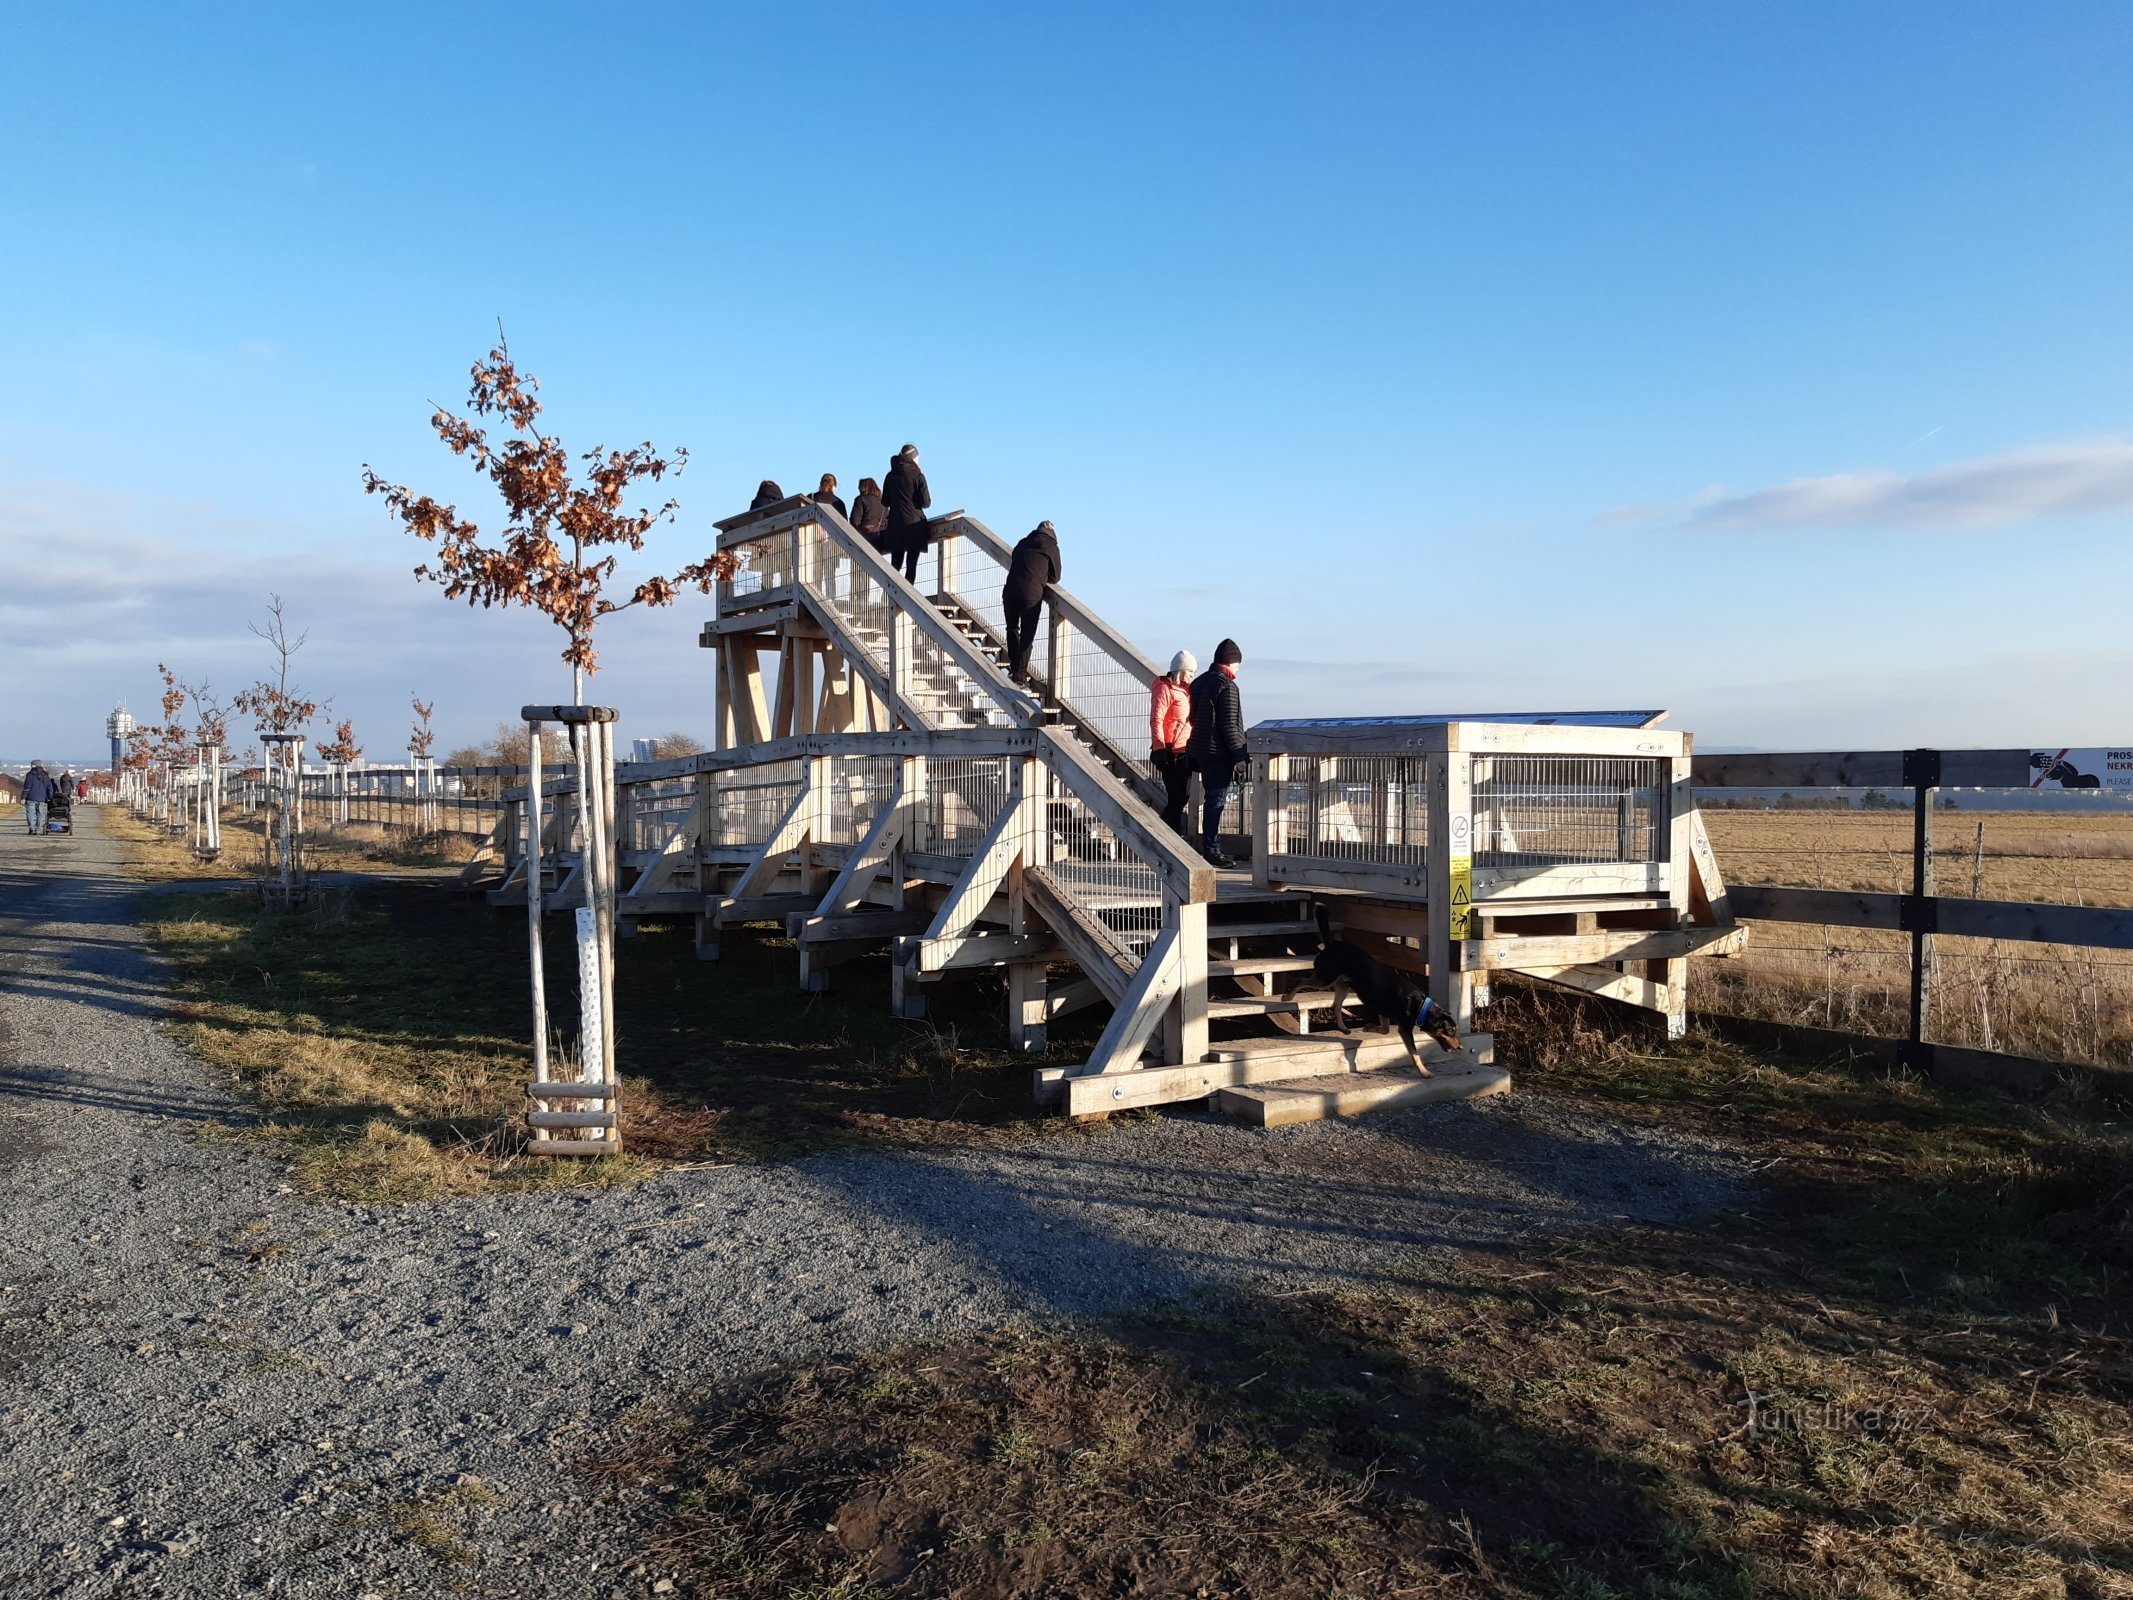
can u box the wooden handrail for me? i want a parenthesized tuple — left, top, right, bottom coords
(939, 513, 1166, 686)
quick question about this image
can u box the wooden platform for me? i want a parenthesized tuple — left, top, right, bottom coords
(1212, 1056, 1512, 1127)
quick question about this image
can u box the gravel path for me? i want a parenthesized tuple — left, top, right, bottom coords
(0, 812, 1749, 1597)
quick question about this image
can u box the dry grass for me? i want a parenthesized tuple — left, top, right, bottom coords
(102, 804, 481, 882)
(141, 871, 1109, 1201)
(1703, 809, 2133, 1068)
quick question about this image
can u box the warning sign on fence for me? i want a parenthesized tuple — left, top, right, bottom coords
(2028, 749, 2133, 790)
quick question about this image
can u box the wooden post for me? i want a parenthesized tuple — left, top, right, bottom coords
(889, 612, 916, 729)
(595, 720, 618, 1093)
(526, 716, 549, 1089)
(798, 753, 836, 992)
(1164, 896, 1209, 1066)
(1659, 746, 1695, 1039)
(1904, 748, 1939, 1067)
(1426, 744, 1475, 1032)
(1006, 856, 1046, 1051)
(1046, 611, 1073, 704)
(935, 519, 958, 599)
(890, 752, 931, 1018)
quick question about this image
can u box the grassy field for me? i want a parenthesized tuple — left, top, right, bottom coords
(102, 806, 2133, 1594)
(1700, 809, 2133, 1069)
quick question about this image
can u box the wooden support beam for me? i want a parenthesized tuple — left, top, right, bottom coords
(1045, 976, 1102, 1022)
(1070, 926, 1183, 1078)
(799, 908, 933, 942)
(1507, 962, 1669, 1012)
(770, 637, 796, 740)
(911, 932, 1062, 971)
(1468, 924, 1748, 967)
(1166, 899, 1209, 1067)
(1005, 859, 1047, 1051)
(1021, 869, 1136, 1004)
(714, 892, 818, 926)
(728, 776, 815, 902)
(915, 786, 1032, 965)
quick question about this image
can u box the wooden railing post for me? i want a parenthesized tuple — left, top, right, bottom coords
(1904, 748, 1940, 1068)
(1426, 744, 1475, 1031)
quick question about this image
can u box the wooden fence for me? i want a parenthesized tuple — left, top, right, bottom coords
(1693, 747, 2133, 1091)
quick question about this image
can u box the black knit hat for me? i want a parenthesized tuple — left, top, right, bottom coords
(1213, 638, 1242, 666)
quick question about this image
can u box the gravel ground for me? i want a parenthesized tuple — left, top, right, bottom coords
(0, 812, 1750, 1598)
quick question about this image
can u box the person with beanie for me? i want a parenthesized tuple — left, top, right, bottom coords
(1001, 520, 1062, 684)
(749, 479, 785, 512)
(1150, 650, 1196, 834)
(883, 444, 932, 584)
(1186, 638, 1248, 866)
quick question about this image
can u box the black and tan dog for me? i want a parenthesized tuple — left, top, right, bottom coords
(1312, 905, 1461, 1074)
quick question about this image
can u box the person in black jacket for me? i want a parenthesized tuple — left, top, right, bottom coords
(882, 445, 931, 584)
(1001, 520, 1060, 685)
(851, 478, 890, 548)
(812, 473, 847, 519)
(749, 480, 784, 512)
(1186, 638, 1247, 866)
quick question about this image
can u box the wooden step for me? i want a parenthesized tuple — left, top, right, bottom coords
(1206, 917, 1316, 939)
(526, 1082, 618, 1100)
(1044, 1031, 1493, 1115)
(527, 1110, 617, 1130)
(1213, 1058, 1511, 1127)
(1207, 988, 1338, 1019)
(1208, 955, 1320, 978)
(523, 1138, 624, 1157)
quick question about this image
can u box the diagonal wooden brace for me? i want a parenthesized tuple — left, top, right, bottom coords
(1067, 925, 1184, 1079)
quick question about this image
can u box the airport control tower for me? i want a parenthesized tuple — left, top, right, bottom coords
(106, 706, 134, 778)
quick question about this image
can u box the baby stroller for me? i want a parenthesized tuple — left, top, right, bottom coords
(47, 785, 73, 834)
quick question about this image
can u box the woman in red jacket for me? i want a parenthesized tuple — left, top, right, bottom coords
(1150, 651, 1196, 835)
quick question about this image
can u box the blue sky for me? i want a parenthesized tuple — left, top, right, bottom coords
(4, 1, 2130, 762)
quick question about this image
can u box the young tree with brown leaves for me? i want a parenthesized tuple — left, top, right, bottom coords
(233, 595, 324, 740)
(409, 696, 436, 759)
(317, 720, 363, 766)
(361, 334, 735, 703)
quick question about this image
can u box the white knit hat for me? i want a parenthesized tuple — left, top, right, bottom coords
(1170, 650, 1197, 675)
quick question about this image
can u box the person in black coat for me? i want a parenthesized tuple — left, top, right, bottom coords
(882, 445, 931, 584)
(1001, 520, 1061, 684)
(749, 480, 784, 513)
(1185, 638, 1247, 866)
(850, 478, 890, 548)
(812, 473, 847, 519)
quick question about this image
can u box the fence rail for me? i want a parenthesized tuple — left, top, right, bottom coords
(1695, 746, 2132, 1085)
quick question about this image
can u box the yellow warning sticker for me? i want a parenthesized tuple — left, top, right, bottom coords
(1448, 857, 1474, 940)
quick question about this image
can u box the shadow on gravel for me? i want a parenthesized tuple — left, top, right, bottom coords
(632, 1060, 2133, 1598)
(0, 1068, 245, 1126)
(781, 1103, 1745, 1316)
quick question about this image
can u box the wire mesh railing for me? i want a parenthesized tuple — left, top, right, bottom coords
(1473, 755, 1667, 868)
(920, 756, 1015, 856)
(1264, 755, 1427, 866)
(711, 758, 806, 847)
(1039, 764, 1166, 959)
(620, 777, 698, 854)
(822, 754, 902, 846)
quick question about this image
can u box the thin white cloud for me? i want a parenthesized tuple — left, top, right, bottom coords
(1685, 438, 2133, 532)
